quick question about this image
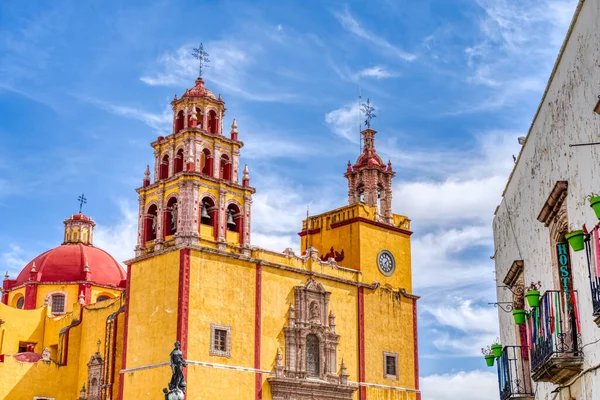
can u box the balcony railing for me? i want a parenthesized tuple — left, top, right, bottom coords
(530, 290, 582, 384)
(497, 346, 533, 400)
(584, 233, 600, 316)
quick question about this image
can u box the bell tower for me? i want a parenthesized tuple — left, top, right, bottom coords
(344, 127, 395, 224)
(134, 66, 255, 256)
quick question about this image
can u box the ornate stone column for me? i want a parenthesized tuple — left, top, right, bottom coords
(135, 195, 146, 256)
(213, 146, 222, 180)
(217, 188, 227, 250)
(233, 148, 240, 184)
(154, 189, 165, 251)
(242, 194, 252, 255)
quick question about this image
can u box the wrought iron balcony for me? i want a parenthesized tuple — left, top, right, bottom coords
(530, 290, 582, 384)
(583, 233, 600, 323)
(497, 346, 533, 400)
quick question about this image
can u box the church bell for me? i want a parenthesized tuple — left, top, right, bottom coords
(201, 203, 210, 219)
(227, 209, 236, 226)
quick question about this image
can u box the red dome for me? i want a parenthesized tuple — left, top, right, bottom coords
(15, 244, 126, 287)
(354, 151, 385, 168)
(182, 78, 216, 99)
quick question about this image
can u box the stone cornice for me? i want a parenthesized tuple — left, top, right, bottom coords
(331, 217, 413, 236)
(136, 171, 256, 195)
(125, 244, 418, 299)
(537, 181, 568, 227)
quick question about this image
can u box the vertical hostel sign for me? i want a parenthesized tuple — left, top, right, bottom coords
(557, 242, 574, 310)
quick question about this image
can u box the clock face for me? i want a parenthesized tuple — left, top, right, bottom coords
(377, 250, 396, 276)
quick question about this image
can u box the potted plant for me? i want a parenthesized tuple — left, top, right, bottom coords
(512, 308, 527, 324)
(525, 281, 541, 308)
(565, 226, 585, 252)
(588, 193, 600, 220)
(482, 346, 495, 367)
(491, 339, 502, 358)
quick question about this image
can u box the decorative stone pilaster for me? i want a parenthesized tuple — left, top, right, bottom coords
(135, 195, 146, 256)
(213, 146, 222, 179)
(154, 149, 160, 183)
(154, 189, 165, 251)
(218, 110, 223, 135)
(217, 188, 227, 250)
(242, 194, 252, 255)
(233, 148, 241, 184)
(183, 105, 189, 129)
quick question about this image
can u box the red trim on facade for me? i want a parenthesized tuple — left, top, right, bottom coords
(413, 298, 420, 400)
(1, 291, 7, 304)
(358, 287, 366, 400)
(332, 217, 413, 236)
(78, 283, 92, 304)
(62, 305, 84, 365)
(178, 248, 191, 382)
(24, 283, 37, 309)
(118, 264, 132, 400)
(255, 263, 262, 400)
(297, 228, 321, 237)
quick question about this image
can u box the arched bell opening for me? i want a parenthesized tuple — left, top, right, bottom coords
(202, 148, 213, 176)
(175, 110, 184, 133)
(208, 110, 218, 134)
(220, 154, 232, 181)
(357, 184, 365, 203)
(159, 154, 170, 179)
(174, 148, 184, 174)
(144, 204, 158, 242)
(196, 108, 204, 129)
(226, 204, 242, 234)
(199, 197, 218, 240)
(164, 197, 178, 237)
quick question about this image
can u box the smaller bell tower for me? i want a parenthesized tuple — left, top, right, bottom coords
(344, 128, 395, 224)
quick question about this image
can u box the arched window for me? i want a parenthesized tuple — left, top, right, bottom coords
(196, 108, 204, 129)
(199, 197, 218, 240)
(164, 197, 178, 237)
(159, 154, 170, 179)
(144, 204, 158, 242)
(220, 154, 232, 181)
(14, 295, 24, 309)
(226, 204, 242, 233)
(96, 295, 111, 303)
(174, 148, 184, 174)
(51, 293, 66, 314)
(357, 184, 365, 203)
(208, 110, 218, 134)
(175, 110, 184, 132)
(202, 148, 213, 176)
(306, 334, 320, 377)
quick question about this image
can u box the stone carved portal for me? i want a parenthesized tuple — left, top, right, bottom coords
(87, 352, 103, 400)
(268, 278, 357, 400)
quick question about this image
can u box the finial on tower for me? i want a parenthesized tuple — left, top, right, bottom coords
(361, 98, 376, 128)
(143, 165, 151, 187)
(242, 164, 250, 187)
(192, 43, 210, 78)
(231, 118, 238, 140)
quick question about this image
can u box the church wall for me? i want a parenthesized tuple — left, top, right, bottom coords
(36, 283, 80, 314)
(112, 311, 125, 400)
(185, 250, 256, 400)
(121, 250, 180, 399)
(0, 302, 46, 355)
(91, 285, 122, 302)
(7, 286, 26, 308)
(363, 290, 416, 395)
(359, 223, 412, 292)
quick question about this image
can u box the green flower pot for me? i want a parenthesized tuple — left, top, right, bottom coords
(491, 344, 502, 358)
(591, 196, 600, 220)
(484, 354, 495, 367)
(513, 309, 526, 325)
(525, 290, 540, 308)
(565, 230, 585, 252)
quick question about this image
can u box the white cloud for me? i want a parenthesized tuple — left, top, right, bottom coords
(94, 198, 138, 265)
(77, 95, 172, 133)
(333, 7, 416, 61)
(356, 66, 396, 79)
(140, 41, 298, 103)
(421, 371, 498, 400)
(1, 244, 29, 277)
(324, 102, 361, 143)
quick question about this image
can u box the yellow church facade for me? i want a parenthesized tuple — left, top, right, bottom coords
(0, 73, 420, 400)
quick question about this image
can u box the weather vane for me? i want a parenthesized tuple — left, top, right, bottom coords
(78, 193, 87, 214)
(192, 43, 210, 78)
(361, 98, 376, 128)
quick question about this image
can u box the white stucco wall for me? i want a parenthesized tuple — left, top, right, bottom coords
(493, 0, 600, 398)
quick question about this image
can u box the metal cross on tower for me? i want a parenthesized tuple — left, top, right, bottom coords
(361, 98, 376, 128)
(192, 43, 210, 78)
(78, 193, 87, 213)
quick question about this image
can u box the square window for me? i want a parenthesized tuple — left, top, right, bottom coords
(51, 295, 65, 314)
(383, 351, 399, 380)
(209, 323, 231, 358)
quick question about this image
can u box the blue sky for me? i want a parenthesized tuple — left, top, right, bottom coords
(0, 0, 578, 398)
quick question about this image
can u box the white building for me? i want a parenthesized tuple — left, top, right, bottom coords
(492, 0, 600, 399)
